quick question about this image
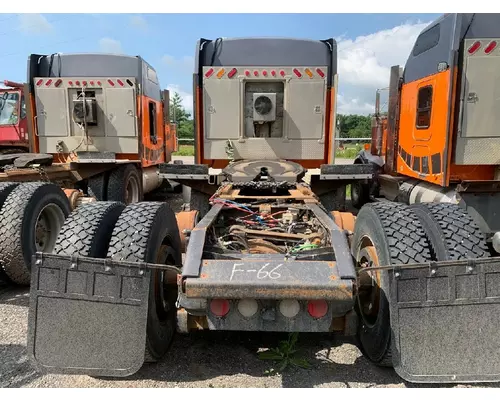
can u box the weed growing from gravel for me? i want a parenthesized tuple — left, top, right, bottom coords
(258, 332, 311, 375)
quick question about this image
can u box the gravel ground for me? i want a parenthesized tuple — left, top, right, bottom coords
(0, 285, 404, 388)
(1, 285, 498, 388)
(0, 174, 498, 388)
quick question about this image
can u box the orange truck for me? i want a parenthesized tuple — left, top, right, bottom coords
(25, 30, 500, 385)
(0, 53, 178, 285)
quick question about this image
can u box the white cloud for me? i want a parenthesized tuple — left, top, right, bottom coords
(167, 84, 193, 115)
(99, 38, 123, 54)
(18, 14, 53, 35)
(130, 15, 148, 32)
(337, 20, 431, 115)
(162, 55, 194, 72)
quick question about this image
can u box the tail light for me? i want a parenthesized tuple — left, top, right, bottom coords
(485, 41, 497, 54)
(205, 68, 214, 78)
(237, 299, 258, 318)
(279, 299, 300, 318)
(468, 41, 481, 54)
(307, 300, 328, 319)
(316, 68, 325, 78)
(293, 68, 302, 78)
(210, 299, 230, 317)
(228, 68, 237, 78)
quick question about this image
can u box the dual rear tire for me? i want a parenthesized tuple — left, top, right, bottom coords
(353, 201, 489, 366)
(88, 164, 143, 204)
(52, 200, 182, 363)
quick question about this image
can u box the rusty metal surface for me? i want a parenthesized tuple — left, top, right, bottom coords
(230, 225, 322, 243)
(176, 210, 200, 253)
(331, 211, 356, 233)
(222, 159, 305, 183)
(305, 203, 356, 280)
(184, 259, 353, 302)
(182, 203, 224, 278)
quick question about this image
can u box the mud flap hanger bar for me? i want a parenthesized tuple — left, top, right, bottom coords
(358, 255, 498, 274)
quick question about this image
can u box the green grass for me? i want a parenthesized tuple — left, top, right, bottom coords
(173, 144, 363, 159)
(173, 145, 195, 156)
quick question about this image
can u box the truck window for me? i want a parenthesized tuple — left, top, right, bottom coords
(20, 96, 26, 119)
(149, 101, 157, 144)
(0, 92, 20, 126)
(412, 24, 440, 57)
(416, 86, 432, 129)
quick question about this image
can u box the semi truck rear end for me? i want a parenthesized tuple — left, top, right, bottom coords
(0, 53, 178, 286)
(25, 33, 500, 384)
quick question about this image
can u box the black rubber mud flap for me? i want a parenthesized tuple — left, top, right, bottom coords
(388, 258, 500, 383)
(27, 253, 151, 377)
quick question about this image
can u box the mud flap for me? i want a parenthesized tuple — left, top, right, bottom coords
(27, 253, 151, 377)
(388, 258, 500, 383)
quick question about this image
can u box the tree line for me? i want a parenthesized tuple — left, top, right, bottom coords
(169, 91, 373, 139)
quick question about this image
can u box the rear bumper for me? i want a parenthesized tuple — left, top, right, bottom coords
(179, 258, 355, 333)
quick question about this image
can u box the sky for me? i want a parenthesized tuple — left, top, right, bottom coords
(0, 13, 441, 115)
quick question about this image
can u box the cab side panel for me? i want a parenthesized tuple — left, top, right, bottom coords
(396, 15, 458, 187)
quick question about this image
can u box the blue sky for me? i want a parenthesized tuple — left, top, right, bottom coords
(0, 13, 441, 114)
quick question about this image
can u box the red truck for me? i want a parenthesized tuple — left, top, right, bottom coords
(0, 80, 29, 154)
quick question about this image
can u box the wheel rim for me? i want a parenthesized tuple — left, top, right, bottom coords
(356, 235, 381, 328)
(35, 204, 66, 252)
(153, 243, 178, 323)
(125, 174, 140, 204)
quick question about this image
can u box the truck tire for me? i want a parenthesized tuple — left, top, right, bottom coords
(350, 159, 370, 209)
(88, 172, 109, 201)
(410, 203, 490, 261)
(107, 202, 182, 363)
(0, 182, 21, 283)
(53, 201, 126, 257)
(352, 202, 432, 367)
(107, 164, 143, 204)
(0, 182, 71, 285)
(189, 189, 210, 219)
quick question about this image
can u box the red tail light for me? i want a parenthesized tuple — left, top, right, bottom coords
(205, 68, 214, 78)
(262, 70, 268, 77)
(271, 70, 276, 77)
(97, 81, 102, 86)
(107, 79, 114, 86)
(82, 81, 87, 86)
(210, 299, 230, 317)
(75, 80, 81, 86)
(316, 68, 325, 78)
(117, 79, 124, 87)
(245, 70, 250, 77)
(485, 41, 497, 54)
(54, 79, 62, 87)
(293, 68, 302, 78)
(45, 79, 52, 86)
(227, 68, 237, 78)
(468, 41, 481, 54)
(89, 81, 95, 86)
(280, 70, 285, 77)
(36, 79, 43, 86)
(253, 70, 259, 77)
(307, 300, 328, 319)
(68, 81, 73, 86)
